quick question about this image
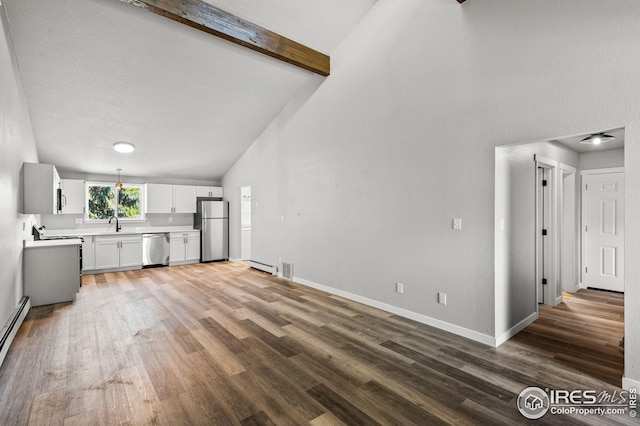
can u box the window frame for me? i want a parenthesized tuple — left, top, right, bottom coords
(84, 181, 146, 223)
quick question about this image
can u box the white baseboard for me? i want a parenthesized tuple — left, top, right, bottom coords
(0, 297, 31, 368)
(292, 276, 496, 347)
(228, 258, 243, 263)
(555, 295, 563, 306)
(495, 312, 538, 347)
(622, 376, 640, 391)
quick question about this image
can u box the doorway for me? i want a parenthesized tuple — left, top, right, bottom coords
(534, 155, 575, 306)
(581, 169, 625, 292)
(240, 186, 252, 261)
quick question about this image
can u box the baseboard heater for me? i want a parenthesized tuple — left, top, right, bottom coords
(0, 296, 31, 368)
(249, 260, 277, 275)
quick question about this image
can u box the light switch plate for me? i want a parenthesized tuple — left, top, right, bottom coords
(438, 292, 447, 305)
(453, 218, 462, 230)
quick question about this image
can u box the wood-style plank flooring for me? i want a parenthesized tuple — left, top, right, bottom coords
(0, 262, 632, 425)
(510, 290, 624, 388)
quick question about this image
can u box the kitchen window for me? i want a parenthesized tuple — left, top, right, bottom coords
(85, 182, 145, 221)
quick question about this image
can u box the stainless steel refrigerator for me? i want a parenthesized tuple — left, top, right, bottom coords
(195, 200, 229, 262)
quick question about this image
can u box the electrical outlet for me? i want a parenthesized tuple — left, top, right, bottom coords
(438, 292, 447, 305)
(452, 218, 462, 230)
(75, 218, 83, 224)
(168, 216, 173, 223)
(396, 282, 404, 294)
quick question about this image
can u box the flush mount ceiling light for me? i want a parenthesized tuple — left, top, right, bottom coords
(580, 133, 616, 146)
(113, 141, 136, 153)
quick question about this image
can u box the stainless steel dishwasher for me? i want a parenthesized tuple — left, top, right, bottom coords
(142, 233, 170, 267)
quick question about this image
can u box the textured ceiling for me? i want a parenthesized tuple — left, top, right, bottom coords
(552, 127, 625, 154)
(4, 0, 377, 180)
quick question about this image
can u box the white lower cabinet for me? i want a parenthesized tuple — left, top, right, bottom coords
(82, 236, 95, 271)
(170, 231, 200, 265)
(93, 234, 142, 271)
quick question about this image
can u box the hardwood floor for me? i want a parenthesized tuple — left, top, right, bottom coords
(0, 262, 632, 425)
(509, 289, 625, 388)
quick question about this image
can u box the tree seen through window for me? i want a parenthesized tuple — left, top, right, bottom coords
(87, 183, 143, 220)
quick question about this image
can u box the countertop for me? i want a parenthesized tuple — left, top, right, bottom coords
(41, 226, 199, 237)
(24, 239, 83, 248)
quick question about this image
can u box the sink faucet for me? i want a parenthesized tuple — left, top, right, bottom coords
(109, 215, 121, 232)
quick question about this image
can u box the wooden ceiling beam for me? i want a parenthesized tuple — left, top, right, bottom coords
(120, 0, 330, 76)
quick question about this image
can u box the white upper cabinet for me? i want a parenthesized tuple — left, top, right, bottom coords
(60, 179, 85, 214)
(146, 184, 173, 213)
(146, 184, 197, 214)
(196, 186, 223, 198)
(23, 162, 62, 214)
(173, 185, 197, 213)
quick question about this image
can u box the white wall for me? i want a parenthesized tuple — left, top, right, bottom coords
(223, 0, 640, 383)
(624, 124, 640, 389)
(0, 4, 39, 330)
(580, 148, 624, 170)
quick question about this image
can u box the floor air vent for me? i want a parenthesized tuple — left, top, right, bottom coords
(282, 262, 294, 280)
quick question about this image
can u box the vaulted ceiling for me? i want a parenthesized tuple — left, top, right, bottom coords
(4, 0, 377, 180)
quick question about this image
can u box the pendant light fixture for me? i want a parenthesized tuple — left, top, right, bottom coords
(580, 133, 616, 145)
(115, 168, 123, 189)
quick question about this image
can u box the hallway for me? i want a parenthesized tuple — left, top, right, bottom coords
(507, 289, 624, 387)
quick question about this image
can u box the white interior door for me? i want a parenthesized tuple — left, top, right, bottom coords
(584, 172, 624, 292)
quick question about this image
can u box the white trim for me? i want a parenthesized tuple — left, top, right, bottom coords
(169, 259, 199, 266)
(83, 266, 143, 275)
(554, 295, 563, 306)
(495, 312, 538, 347)
(580, 166, 624, 175)
(534, 154, 559, 167)
(559, 162, 577, 173)
(0, 298, 31, 368)
(293, 276, 497, 347)
(228, 258, 243, 263)
(622, 376, 640, 391)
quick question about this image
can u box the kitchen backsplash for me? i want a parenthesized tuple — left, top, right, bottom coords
(40, 213, 195, 230)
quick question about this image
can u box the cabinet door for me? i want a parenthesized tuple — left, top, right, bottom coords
(173, 185, 197, 213)
(119, 236, 142, 268)
(196, 186, 211, 197)
(53, 166, 61, 214)
(23, 163, 59, 214)
(210, 187, 223, 198)
(82, 236, 95, 270)
(146, 184, 173, 213)
(185, 233, 201, 261)
(169, 236, 186, 263)
(94, 238, 120, 269)
(60, 179, 85, 214)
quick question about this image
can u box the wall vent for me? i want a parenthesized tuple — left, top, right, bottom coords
(282, 262, 294, 280)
